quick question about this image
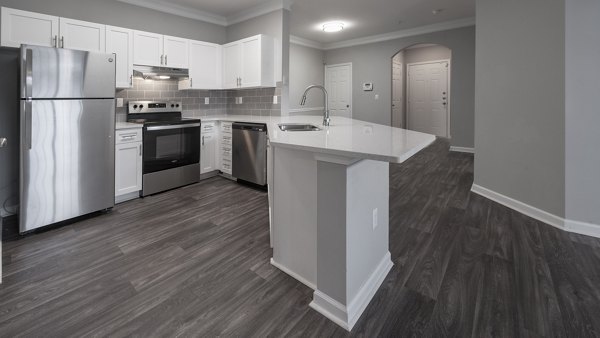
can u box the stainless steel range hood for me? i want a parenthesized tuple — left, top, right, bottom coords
(132, 65, 189, 80)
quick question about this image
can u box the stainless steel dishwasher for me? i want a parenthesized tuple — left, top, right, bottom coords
(232, 122, 268, 186)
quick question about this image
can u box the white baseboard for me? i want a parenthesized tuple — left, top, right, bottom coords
(309, 252, 393, 331)
(471, 184, 600, 238)
(270, 258, 316, 290)
(115, 191, 140, 204)
(450, 146, 475, 154)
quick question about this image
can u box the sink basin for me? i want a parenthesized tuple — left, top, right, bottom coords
(278, 123, 321, 132)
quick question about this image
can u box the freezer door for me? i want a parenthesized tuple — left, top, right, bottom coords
(20, 45, 116, 99)
(20, 99, 115, 233)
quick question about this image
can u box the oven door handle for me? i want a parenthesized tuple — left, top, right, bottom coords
(146, 123, 201, 131)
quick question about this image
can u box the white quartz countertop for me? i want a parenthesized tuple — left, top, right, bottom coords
(201, 115, 435, 163)
(116, 122, 143, 130)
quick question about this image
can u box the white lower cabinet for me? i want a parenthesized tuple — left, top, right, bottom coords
(200, 122, 218, 175)
(115, 128, 142, 203)
(219, 121, 233, 175)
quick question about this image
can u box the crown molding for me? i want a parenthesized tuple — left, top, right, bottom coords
(322, 17, 476, 50)
(116, 0, 292, 27)
(290, 35, 324, 49)
(228, 0, 293, 25)
(116, 0, 227, 26)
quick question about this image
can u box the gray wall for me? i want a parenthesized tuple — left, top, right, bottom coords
(325, 26, 475, 148)
(0, 0, 226, 43)
(474, 0, 566, 217)
(404, 45, 452, 64)
(289, 43, 324, 113)
(565, 0, 600, 225)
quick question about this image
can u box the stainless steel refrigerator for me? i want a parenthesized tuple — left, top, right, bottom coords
(19, 45, 116, 233)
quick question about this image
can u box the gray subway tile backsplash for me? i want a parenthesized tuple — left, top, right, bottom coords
(116, 78, 281, 122)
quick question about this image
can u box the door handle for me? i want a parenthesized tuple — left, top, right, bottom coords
(139, 144, 142, 156)
(165, 55, 168, 65)
(24, 100, 32, 150)
(190, 78, 193, 88)
(130, 75, 133, 86)
(202, 135, 205, 146)
(53, 35, 57, 48)
(60, 36, 64, 48)
(161, 55, 164, 65)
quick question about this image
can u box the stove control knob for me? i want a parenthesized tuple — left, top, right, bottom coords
(133, 105, 138, 109)
(171, 104, 175, 108)
(139, 105, 144, 109)
(176, 104, 180, 108)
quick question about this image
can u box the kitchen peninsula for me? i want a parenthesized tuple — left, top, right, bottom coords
(204, 114, 435, 330)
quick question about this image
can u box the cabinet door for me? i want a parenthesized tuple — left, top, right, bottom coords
(133, 30, 163, 67)
(163, 35, 189, 68)
(1, 8, 59, 48)
(187, 40, 222, 89)
(201, 133, 216, 174)
(59, 18, 106, 52)
(115, 142, 143, 196)
(240, 36, 262, 87)
(222, 42, 241, 89)
(106, 26, 133, 88)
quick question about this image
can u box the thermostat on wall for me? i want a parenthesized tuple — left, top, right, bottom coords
(363, 83, 374, 91)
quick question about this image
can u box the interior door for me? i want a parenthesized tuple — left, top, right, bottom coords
(407, 61, 449, 137)
(325, 63, 352, 118)
(1, 8, 59, 48)
(392, 59, 403, 128)
(163, 35, 189, 68)
(59, 18, 106, 52)
(133, 31, 163, 67)
(223, 43, 241, 89)
(106, 26, 133, 89)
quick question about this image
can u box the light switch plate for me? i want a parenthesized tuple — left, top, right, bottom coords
(204, 97, 210, 104)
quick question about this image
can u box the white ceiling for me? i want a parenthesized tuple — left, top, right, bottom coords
(117, 0, 475, 44)
(290, 0, 475, 43)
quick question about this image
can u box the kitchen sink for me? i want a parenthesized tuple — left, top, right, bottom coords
(278, 123, 321, 132)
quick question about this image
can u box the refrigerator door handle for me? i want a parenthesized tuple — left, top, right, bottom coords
(25, 48, 33, 99)
(24, 100, 33, 150)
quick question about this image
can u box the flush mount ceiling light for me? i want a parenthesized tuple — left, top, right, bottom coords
(322, 21, 345, 33)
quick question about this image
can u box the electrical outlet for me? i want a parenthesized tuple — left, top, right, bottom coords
(116, 98, 124, 107)
(204, 97, 210, 104)
(273, 96, 278, 104)
(374, 94, 379, 100)
(236, 97, 243, 104)
(372, 208, 378, 229)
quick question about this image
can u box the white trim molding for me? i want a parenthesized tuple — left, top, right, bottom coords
(471, 184, 600, 238)
(309, 252, 393, 331)
(116, 0, 292, 26)
(323, 17, 475, 50)
(449, 146, 474, 154)
(270, 258, 316, 290)
(290, 35, 325, 49)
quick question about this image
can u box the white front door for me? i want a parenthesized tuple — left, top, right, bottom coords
(407, 61, 449, 137)
(325, 63, 352, 118)
(392, 58, 403, 128)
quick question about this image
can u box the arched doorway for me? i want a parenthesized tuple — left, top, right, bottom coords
(391, 44, 452, 138)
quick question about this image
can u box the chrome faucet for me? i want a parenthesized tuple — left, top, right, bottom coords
(300, 85, 330, 126)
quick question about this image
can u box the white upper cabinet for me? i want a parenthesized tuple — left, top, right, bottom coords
(163, 35, 189, 68)
(1, 7, 59, 48)
(222, 35, 275, 89)
(133, 30, 163, 67)
(180, 40, 221, 90)
(106, 26, 133, 89)
(223, 42, 242, 89)
(59, 18, 105, 52)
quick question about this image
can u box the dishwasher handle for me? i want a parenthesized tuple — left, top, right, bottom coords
(232, 122, 267, 132)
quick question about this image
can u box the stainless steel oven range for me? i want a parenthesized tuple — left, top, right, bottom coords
(127, 101, 200, 196)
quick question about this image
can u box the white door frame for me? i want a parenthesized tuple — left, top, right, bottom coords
(406, 59, 451, 138)
(324, 62, 353, 119)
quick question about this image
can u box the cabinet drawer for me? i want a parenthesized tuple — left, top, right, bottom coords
(221, 122, 232, 133)
(202, 121, 216, 133)
(116, 128, 142, 144)
(221, 135, 232, 145)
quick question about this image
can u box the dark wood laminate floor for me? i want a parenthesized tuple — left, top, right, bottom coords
(2, 138, 600, 337)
